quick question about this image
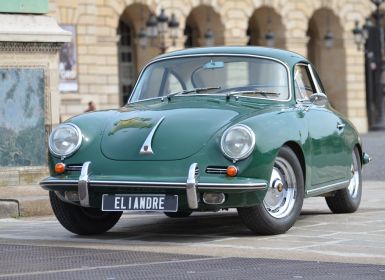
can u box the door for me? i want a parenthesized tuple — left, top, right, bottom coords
(294, 64, 349, 188)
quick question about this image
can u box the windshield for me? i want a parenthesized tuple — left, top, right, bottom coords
(130, 55, 290, 102)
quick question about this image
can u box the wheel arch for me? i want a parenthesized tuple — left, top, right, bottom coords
(354, 142, 363, 167)
(283, 141, 307, 187)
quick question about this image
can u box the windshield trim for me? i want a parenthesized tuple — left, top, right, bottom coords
(128, 53, 292, 104)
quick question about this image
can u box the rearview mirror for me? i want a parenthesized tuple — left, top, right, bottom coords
(309, 92, 328, 106)
(203, 60, 224, 69)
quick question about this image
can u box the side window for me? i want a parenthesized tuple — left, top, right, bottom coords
(294, 64, 316, 101)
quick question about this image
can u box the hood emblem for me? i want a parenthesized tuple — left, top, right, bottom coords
(140, 116, 165, 155)
(108, 117, 152, 135)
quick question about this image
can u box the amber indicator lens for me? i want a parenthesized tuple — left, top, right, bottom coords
(55, 163, 66, 174)
(226, 165, 238, 177)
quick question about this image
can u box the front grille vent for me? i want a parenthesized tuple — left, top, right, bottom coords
(66, 165, 82, 172)
(206, 166, 227, 174)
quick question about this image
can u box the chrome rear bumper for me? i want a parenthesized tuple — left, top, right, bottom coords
(40, 162, 267, 209)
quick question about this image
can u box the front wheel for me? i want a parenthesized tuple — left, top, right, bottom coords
(238, 146, 304, 235)
(325, 147, 362, 213)
(49, 191, 122, 235)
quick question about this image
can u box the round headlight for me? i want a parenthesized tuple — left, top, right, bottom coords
(48, 123, 82, 158)
(220, 124, 255, 161)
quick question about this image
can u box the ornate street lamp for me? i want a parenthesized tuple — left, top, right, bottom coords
(324, 30, 334, 48)
(142, 8, 180, 53)
(323, 11, 334, 48)
(204, 28, 214, 47)
(265, 9, 275, 47)
(265, 31, 275, 47)
(352, 0, 385, 130)
(168, 13, 179, 46)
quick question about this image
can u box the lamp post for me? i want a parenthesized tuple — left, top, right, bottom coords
(352, 0, 385, 130)
(323, 10, 334, 48)
(139, 8, 180, 54)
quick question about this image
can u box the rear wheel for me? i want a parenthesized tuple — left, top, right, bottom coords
(238, 146, 304, 235)
(164, 210, 192, 218)
(325, 147, 362, 213)
(49, 191, 122, 235)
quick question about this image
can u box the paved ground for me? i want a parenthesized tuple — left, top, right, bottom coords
(0, 132, 384, 279)
(362, 131, 385, 181)
(1, 179, 385, 279)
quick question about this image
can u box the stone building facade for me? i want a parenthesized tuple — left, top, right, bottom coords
(49, 0, 374, 133)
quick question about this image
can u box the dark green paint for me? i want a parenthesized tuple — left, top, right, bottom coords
(43, 47, 363, 211)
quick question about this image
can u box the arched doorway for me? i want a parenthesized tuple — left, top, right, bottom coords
(118, 4, 155, 105)
(184, 5, 224, 47)
(307, 8, 346, 115)
(247, 7, 285, 48)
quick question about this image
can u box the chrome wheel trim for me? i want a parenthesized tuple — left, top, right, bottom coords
(263, 157, 297, 219)
(347, 151, 359, 199)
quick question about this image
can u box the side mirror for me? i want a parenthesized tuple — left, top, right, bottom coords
(309, 92, 328, 106)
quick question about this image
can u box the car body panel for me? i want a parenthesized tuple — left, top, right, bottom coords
(41, 46, 366, 212)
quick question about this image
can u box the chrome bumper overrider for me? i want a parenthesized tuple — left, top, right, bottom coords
(40, 162, 267, 209)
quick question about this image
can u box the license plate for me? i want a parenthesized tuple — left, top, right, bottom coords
(102, 194, 178, 212)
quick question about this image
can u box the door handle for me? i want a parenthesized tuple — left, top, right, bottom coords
(337, 123, 345, 130)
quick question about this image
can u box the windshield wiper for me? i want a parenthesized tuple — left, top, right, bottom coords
(226, 90, 280, 100)
(166, 86, 221, 101)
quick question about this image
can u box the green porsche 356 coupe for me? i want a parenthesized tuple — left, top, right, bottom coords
(41, 46, 370, 235)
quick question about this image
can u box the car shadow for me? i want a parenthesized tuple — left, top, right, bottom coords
(70, 209, 336, 242)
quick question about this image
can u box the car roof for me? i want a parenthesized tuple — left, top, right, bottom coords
(155, 46, 308, 67)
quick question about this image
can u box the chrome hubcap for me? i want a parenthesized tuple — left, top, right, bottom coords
(263, 157, 297, 219)
(348, 152, 359, 198)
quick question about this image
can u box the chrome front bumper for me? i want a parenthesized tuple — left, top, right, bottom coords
(40, 162, 267, 209)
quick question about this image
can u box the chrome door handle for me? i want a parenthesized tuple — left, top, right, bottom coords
(337, 123, 345, 130)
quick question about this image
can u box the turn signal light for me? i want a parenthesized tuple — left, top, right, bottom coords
(55, 163, 66, 174)
(226, 165, 238, 177)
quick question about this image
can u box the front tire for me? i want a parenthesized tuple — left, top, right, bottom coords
(49, 191, 122, 235)
(325, 147, 362, 213)
(238, 146, 304, 235)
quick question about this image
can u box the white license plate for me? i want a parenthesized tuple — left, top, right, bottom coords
(102, 194, 178, 212)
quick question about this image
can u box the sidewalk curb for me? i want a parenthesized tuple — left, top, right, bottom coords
(0, 186, 53, 218)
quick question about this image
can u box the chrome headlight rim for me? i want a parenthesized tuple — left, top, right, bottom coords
(48, 123, 82, 158)
(220, 124, 256, 162)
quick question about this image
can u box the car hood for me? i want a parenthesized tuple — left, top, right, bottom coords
(100, 99, 263, 161)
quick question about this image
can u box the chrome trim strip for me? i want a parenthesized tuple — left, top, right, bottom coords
(139, 116, 165, 155)
(306, 179, 350, 196)
(186, 163, 199, 209)
(66, 165, 82, 171)
(40, 179, 267, 190)
(78, 161, 91, 207)
(307, 64, 322, 93)
(128, 53, 292, 104)
(206, 167, 227, 174)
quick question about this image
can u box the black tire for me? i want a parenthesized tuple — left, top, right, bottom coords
(164, 210, 192, 218)
(238, 146, 304, 235)
(325, 147, 362, 213)
(49, 191, 122, 235)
